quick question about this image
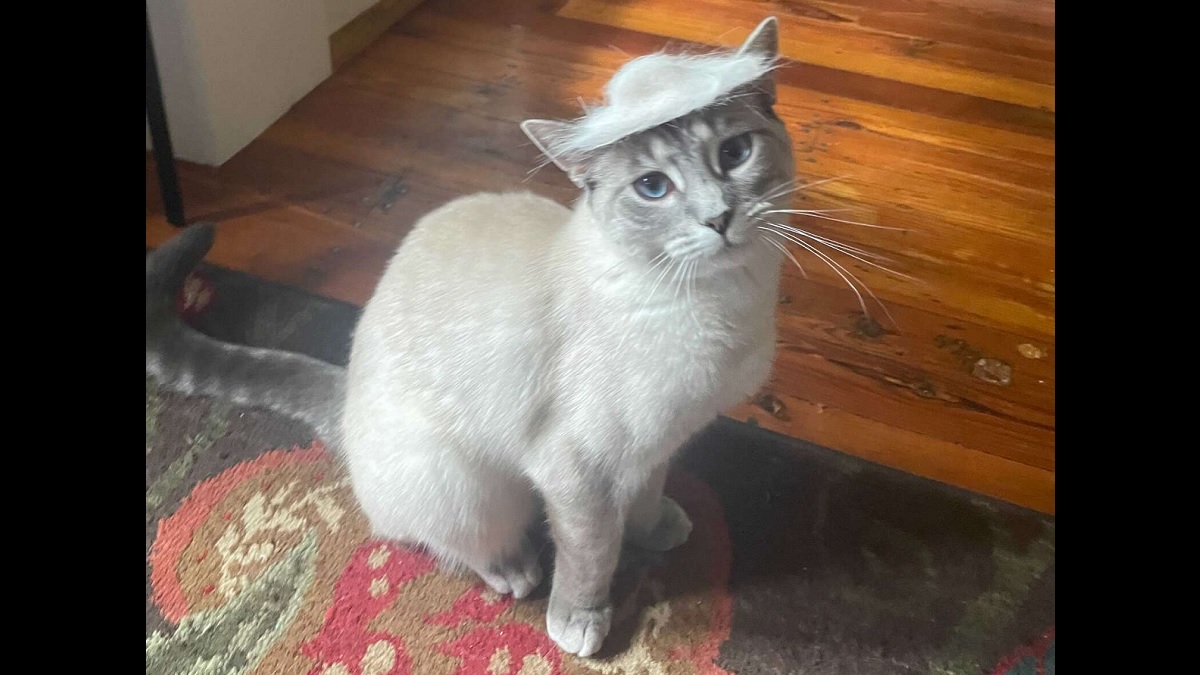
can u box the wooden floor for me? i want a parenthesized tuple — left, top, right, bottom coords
(146, 0, 1055, 513)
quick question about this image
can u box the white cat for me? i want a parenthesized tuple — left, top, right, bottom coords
(146, 17, 793, 657)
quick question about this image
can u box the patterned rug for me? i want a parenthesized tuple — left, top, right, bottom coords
(146, 262, 1055, 675)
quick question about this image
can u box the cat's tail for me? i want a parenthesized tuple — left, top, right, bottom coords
(146, 223, 345, 444)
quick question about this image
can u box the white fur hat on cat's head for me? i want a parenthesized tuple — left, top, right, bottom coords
(522, 17, 781, 184)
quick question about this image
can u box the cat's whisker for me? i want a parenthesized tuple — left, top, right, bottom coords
(638, 252, 672, 288)
(615, 256, 678, 354)
(591, 250, 668, 290)
(645, 260, 673, 298)
(756, 218, 911, 272)
(759, 225, 897, 326)
(686, 260, 698, 306)
(753, 178, 803, 208)
(763, 208, 856, 215)
(669, 256, 689, 303)
(753, 178, 838, 214)
(762, 227, 870, 317)
(523, 158, 554, 182)
(782, 225, 897, 326)
(764, 176, 802, 195)
(749, 193, 798, 217)
(760, 222, 921, 284)
(721, 92, 758, 103)
(752, 175, 853, 217)
(756, 177, 799, 200)
(757, 230, 808, 279)
(641, 256, 679, 313)
(642, 250, 670, 276)
(756, 219, 891, 261)
(684, 260, 694, 306)
(762, 210, 910, 232)
(684, 260, 702, 328)
(795, 175, 851, 192)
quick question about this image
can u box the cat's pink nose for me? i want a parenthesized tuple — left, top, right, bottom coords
(705, 210, 733, 235)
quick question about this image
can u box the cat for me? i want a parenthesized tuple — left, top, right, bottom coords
(146, 17, 794, 657)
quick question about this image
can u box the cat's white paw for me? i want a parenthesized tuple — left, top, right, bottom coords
(628, 496, 693, 552)
(546, 599, 612, 657)
(478, 549, 543, 599)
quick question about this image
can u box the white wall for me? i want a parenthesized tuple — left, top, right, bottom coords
(147, 0, 332, 166)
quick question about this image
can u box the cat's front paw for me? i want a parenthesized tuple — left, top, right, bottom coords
(627, 496, 693, 552)
(546, 596, 612, 657)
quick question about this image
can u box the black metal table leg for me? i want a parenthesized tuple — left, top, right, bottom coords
(146, 7, 185, 227)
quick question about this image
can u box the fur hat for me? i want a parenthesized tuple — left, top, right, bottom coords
(522, 17, 780, 182)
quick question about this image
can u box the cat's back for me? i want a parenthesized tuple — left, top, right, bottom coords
(349, 190, 571, 396)
(394, 191, 569, 265)
(364, 190, 570, 310)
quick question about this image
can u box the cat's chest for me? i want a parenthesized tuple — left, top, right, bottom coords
(548, 262, 778, 449)
(569, 303, 773, 411)
(565, 325, 772, 459)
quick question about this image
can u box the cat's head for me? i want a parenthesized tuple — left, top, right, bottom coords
(522, 18, 794, 271)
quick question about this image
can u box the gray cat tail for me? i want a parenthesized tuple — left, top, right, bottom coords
(146, 223, 345, 445)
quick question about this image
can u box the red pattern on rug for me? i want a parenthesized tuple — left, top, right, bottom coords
(149, 445, 736, 674)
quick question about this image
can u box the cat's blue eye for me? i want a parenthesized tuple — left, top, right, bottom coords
(633, 172, 674, 200)
(718, 133, 754, 172)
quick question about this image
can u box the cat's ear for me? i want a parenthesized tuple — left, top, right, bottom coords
(521, 119, 590, 187)
(735, 17, 779, 105)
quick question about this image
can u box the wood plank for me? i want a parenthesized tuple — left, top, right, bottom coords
(558, 0, 1056, 110)
(798, 0, 1055, 45)
(726, 395, 1055, 514)
(146, 0, 1056, 513)
(330, 0, 427, 70)
(320, 18, 1056, 335)
(854, 9, 1054, 61)
(420, 1, 1056, 138)
(147, 205, 396, 308)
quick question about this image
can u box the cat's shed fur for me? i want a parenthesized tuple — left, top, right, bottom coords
(146, 17, 794, 658)
(528, 53, 775, 159)
(524, 17, 780, 185)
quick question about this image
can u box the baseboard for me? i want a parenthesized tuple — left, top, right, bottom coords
(330, 0, 426, 70)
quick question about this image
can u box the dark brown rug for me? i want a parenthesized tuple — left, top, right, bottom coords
(146, 263, 1054, 675)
